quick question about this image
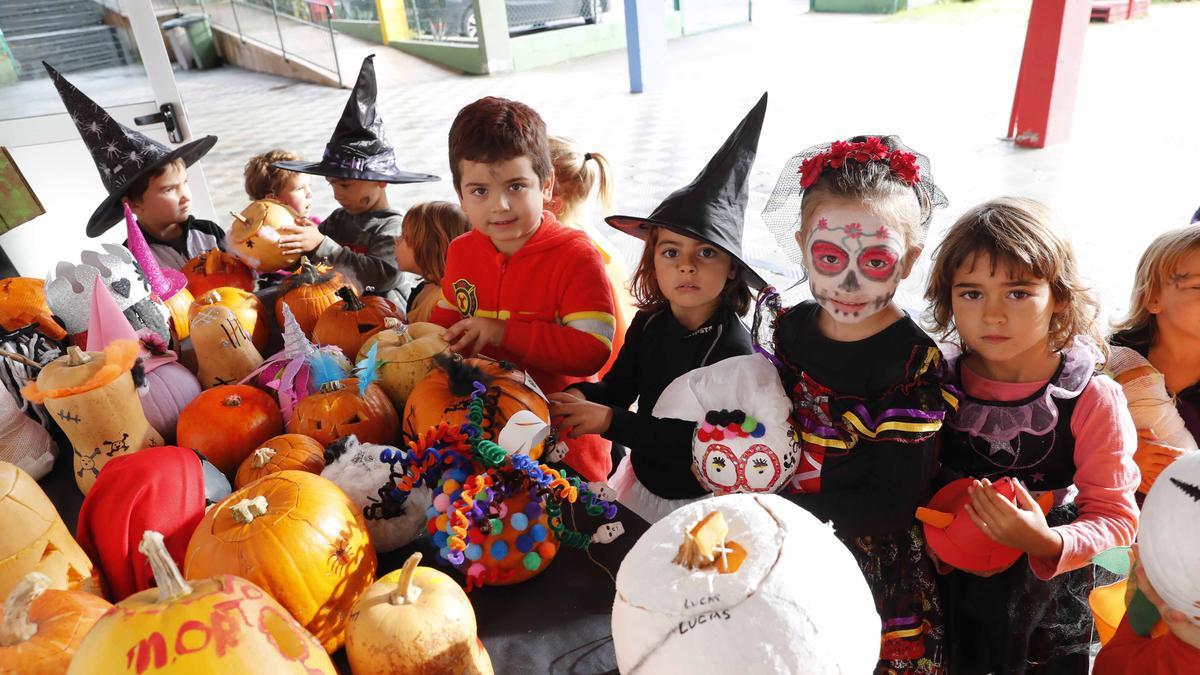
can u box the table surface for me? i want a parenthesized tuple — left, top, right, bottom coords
(38, 445, 650, 675)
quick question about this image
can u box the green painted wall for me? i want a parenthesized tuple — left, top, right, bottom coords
(390, 39, 486, 74)
(810, 0, 906, 13)
(332, 19, 384, 43)
(0, 28, 18, 85)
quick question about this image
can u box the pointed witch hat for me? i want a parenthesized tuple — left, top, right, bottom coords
(43, 62, 217, 238)
(606, 93, 768, 289)
(273, 55, 439, 184)
(123, 202, 188, 302)
(85, 281, 176, 373)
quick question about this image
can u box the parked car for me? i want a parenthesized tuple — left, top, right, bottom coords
(410, 0, 609, 38)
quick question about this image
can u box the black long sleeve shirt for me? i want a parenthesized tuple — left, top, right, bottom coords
(571, 307, 754, 498)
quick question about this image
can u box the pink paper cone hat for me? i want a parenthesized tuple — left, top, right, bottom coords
(87, 281, 176, 373)
(124, 202, 188, 301)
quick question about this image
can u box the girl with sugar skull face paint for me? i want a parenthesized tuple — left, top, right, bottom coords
(757, 135, 954, 675)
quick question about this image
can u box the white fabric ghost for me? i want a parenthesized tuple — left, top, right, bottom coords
(1138, 451, 1200, 626)
(321, 434, 432, 552)
(653, 354, 799, 495)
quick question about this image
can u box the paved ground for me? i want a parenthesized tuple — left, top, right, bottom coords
(176, 0, 1200, 323)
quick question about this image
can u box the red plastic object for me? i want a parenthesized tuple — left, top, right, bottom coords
(1007, 0, 1092, 148)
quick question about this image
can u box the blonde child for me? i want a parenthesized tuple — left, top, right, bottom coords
(762, 134, 953, 674)
(924, 196, 1140, 673)
(394, 201, 470, 323)
(243, 149, 315, 221)
(1109, 225, 1200, 495)
(547, 136, 636, 374)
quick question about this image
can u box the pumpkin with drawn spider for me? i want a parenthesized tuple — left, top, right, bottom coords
(184, 470, 377, 653)
(380, 355, 624, 589)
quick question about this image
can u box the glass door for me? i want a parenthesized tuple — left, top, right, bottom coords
(0, 0, 214, 278)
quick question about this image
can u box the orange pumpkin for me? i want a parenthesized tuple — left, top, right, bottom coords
(228, 199, 303, 273)
(177, 385, 284, 475)
(0, 277, 66, 341)
(182, 250, 256, 296)
(184, 471, 378, 653)
(71, 531, 336, 674)
(275, 258, 356, 339)
(313, 287, 402, 359)
(403, 356, 550, 454)
(287, 378, 399, 446)
(234, 433, 326, 488)
(188, 287, 270, 353)
(0, 572, 112, 674)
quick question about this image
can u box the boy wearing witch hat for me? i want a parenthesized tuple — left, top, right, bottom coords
(273, 55, 438, 304)
(430, 96, 617, 482)
(43, 63, 223, 272)
(549, 94, 769, 520)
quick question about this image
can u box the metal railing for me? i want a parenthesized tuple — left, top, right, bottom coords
(154, 0, 342, 86)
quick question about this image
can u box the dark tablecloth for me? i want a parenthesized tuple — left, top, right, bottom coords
(38, 445, 649, 674)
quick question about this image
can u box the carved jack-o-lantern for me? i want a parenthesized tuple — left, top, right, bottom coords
(275, 259, 356, 340)
(182, 250, 257, 296)
(612, 495, 881, 674)
(313, 287, 402, 360)
(22, 342, 163, 494)
(288, 378, 399, 446)
(228, 199, 302, 273)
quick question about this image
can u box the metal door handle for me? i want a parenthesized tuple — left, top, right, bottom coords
(133, 103, 182, 143)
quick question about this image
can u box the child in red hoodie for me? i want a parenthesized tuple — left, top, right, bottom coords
(430, 96, 616, 482)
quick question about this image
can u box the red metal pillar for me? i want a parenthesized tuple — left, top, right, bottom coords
(1007, 0, 1092, 148)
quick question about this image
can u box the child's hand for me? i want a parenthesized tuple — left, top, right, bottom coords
(277, 221, 325, 256)
(549, 397, 613, 438)
(1134, 428, 1184, 494)
(549, 388, 585, 403)
(1134, 550, 1200, 650)
(964, 478, 1064, 560)
(443, 317, 505, 356)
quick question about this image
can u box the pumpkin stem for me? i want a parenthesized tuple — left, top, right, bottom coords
(319, 380, 345, 394)
(389, 552, 423, 605)
(65, 346, 92, 367)
(0, 572, 49, 646)
(198, 290, 222, 305)
(383, 317, 402, 330)
(222, 393, 243, 407)
(204, 251, 220, 275)
(336, 286, 365, 311)
(251, 447, 276, 468)
(230, 496, 269, 524)
(229, 210, 249, 224)
(139, 531, 193, 603)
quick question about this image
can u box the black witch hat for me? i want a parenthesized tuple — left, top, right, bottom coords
(274, 55, 439, 185)
(43, 62, 218, 238)
(607, 93, 768, 290)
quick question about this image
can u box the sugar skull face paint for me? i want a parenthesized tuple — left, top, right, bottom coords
(803, 204, 908, 324)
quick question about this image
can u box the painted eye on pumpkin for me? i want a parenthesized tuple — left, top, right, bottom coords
(809, 241, 848, 276)
(703, 444, 738, 488)
(742, 445, 780, 491)
(857, 246, 899, 281)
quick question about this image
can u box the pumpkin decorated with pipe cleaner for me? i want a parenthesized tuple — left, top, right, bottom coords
(322, 435, 431, 552)
(184, 471, 378, 653)
(381, 355, 623, 589)
(313, 286, 402, 360)
(0, 573, 111, 675)
(227, 199, 303, 273)
(70, 531, 336, 674)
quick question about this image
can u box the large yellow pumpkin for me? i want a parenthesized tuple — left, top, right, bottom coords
(357, 320, 450, 411)
(227, 199, 302, 273)
(69, 531, 335, 674)
(346, 553, 493, 675)
(0, 462, 100, 602)
(0, 572, 112, 675)
(184, 471, 378, 653)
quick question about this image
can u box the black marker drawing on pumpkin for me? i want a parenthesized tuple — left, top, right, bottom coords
(1169, 477, 1200, 502)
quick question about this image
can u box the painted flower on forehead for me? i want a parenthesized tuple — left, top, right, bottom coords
(816, 217, 829, 230)
(845, 222, 863, 238)
(799, 155, 825, 189)
(874, 226, 890, 240)
(889, 151, 920, 185)
(850, 137, 889, 163)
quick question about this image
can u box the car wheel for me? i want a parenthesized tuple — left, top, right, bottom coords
(583, 0, 600, 23)
(461, 7, 477, 37)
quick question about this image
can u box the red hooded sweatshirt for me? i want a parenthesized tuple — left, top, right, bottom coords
(431, 211, 616, 481)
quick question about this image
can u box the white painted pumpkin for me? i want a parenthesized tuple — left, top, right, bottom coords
(652, 355, 799, 495)
(1138, 451, 1200, 626)
(321, 435, 431, 552)
(612, 494, 880, 674)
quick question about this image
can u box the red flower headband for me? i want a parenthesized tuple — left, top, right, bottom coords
(798, 137, 921, 189)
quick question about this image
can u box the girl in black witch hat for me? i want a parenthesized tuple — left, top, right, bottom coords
(759, 135, 953, 674)
(549, 94, 767, 523)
